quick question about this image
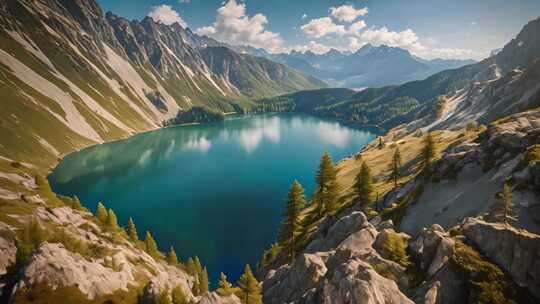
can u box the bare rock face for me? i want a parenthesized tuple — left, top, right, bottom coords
(321, 258, 413, 304)
(462, 217, 540, 299)
(409, 224, 449, 272)
(305, 211, 376, 253)
(197, 292, 242, 304)
(12, 243, 134, 300)
(0, 228, 16, 277)
(8, 206, 195, 302)
(263, 211, 413, 304)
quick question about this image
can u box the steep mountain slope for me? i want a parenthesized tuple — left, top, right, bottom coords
(0, 0, 323, 168)
(244, 45, 475, 88)
(200, 47, 325, 99)
(257, 18, 540, 132)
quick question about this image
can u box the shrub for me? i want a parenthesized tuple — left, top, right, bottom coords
(378, 232, 411, 268)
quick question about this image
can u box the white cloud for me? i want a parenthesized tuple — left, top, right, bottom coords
(148, 5, 187, 27)
(196, 26, 216, 36)
(301, 14, 307, 19)
(300, 17, 345, 38)
(345, 37, 364, 52)
(360, 27, 425, 53)
(420, 47, 477, 60)
(194, 0, 283, 52)
(348, 20, 367, 35)
(289, 41, 331, 54)
(330, 5, 368, 22)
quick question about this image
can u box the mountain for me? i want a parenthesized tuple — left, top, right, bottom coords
(200, 47, 325, 99)
(0, 0, 324, 167)
(244, 44, 476, 88)
(257, 18, 540, 131)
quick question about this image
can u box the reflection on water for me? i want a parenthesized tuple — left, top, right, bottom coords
(48, 113, 376, 284)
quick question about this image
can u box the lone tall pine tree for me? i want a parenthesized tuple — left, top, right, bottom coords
(355, 162, 374, 208)
(314, 152, 339, 217)
(278, 180, 306, 263)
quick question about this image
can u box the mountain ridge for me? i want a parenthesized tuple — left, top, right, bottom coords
(239, 44, 476, 88)
(0, 0, 324, 168)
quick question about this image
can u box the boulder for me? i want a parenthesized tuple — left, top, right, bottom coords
(306, 212, 374, 253)
(462, 217, 540, 299)
(321, 258, 413, 304)
(197, 292, 242, 304)
(409, 224, 448, 272)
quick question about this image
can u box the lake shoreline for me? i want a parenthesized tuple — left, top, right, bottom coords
(48, 113, 377, 284)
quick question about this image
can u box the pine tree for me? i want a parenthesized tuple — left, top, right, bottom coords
(95, 202, 108, 223)
(16, 218, 48, 263)
(106, 209, 119, 231)
(171, 286, 189, 304)
(155, 291, 172, 304)
(144, 231, 160, 259)
(422, 132, 436, 171)
(355, 162, 374, 208)
(126, 217, 138, 242)
(216, 272, 234, 296)
(185, 257, 196, 276)
(237, 264, 262, 304)
(314, 152, 340, 217)
(199, 267, 209, 294)
(72, 196, 83, 210)
(493, 183, 515, 225)
(278, 180, 305, 263)
(167, 246, 179, 265)
(194, 256, 203, 277)
(389, 147, 402, 188)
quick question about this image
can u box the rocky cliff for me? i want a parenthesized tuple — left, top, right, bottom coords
(260, 108, 540, 303)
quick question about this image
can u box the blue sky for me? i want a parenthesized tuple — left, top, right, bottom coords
(97, 0, 540, 59)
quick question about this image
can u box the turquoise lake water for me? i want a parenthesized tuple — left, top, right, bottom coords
(48, 113, 376, 284)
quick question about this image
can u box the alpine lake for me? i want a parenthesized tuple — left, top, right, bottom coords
(49, 113, 377, 284)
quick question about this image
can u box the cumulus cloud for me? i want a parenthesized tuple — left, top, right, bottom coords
(348, 20, 367, 35)
(300, 17, 346, 38)
(148, 5, 187, 27)
(289, 41, 332, 54)
(330, 4, 368, 22)
(194, 0, 283, 52)
(196, 26, 216, 36)
(360, 27, 425, 53)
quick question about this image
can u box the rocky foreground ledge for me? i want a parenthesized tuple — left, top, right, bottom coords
(261, 206, 540, 304)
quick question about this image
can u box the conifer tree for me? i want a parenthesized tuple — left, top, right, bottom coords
(126, 217, 138, 242)
(95, 202, 108, 223)
(171, 286, 189, 304)
(16, 218, 47, 263)
(144, 231, 160, 259)
(389, 147, 402, 187)
(493, 182, 515, 225)
(185, 257, 196, 276)
(106, 209, 119, 231)
(422, 132, 436, 171)
(199, 267, 209, 294)
(216, 272, 234, 296)
(278, 180, 305, 262)
(72, 196, 83, 210)
(355, 162, 374, 208)
(237, 264, 262, 304)
(314, 152, 339, 217)
(167, 246, 179, 265)
(155, 291, 172, 304)
(194, 256, 203, 277)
